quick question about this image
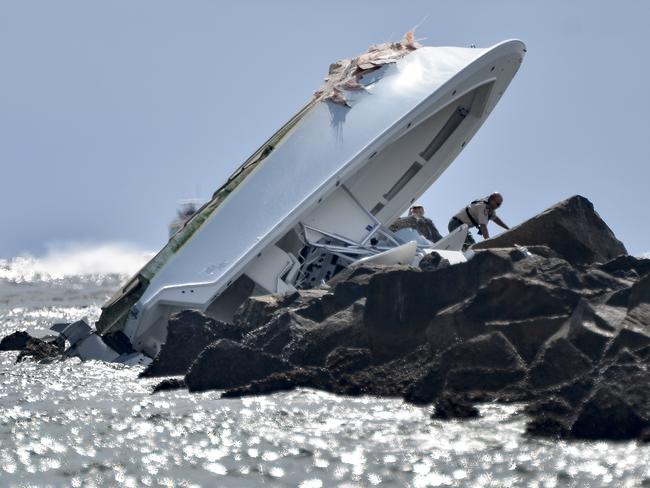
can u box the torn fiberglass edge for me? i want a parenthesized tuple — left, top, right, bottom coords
(67, 34, 525, 361)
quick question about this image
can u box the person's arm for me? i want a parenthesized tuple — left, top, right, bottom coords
(492, 216, 509, 230)
(479, 223, 490, 239)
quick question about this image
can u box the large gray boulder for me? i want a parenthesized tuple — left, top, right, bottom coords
(570, 385, 650, 440)
(364, 248, 520, 358)
(426, 274, 579, 357)
(441, 332, 528, 394)
(242, 310, 316, 357)
(528, 337, 593, 390)
(234, 290, 323, 331)
(185, 339, 292, 392)
(141, 310, 242, 377)
(295, 264, 414, 323)
(554, 299, 618, 362)
(473, 195, 627, 265)
(285, 300, 369, 367)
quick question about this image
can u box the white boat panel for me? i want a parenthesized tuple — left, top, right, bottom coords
(358, 241, 418, 266)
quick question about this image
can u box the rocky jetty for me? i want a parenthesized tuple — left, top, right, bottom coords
(141, 195, 650, 441)
(4, 195, 650, 442)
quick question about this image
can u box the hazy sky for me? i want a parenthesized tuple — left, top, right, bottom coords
(1, 1, 648, 258)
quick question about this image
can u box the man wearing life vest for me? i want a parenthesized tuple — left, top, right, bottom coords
(448, 192, 509, 249)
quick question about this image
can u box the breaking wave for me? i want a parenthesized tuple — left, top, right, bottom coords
(0, 243, 154, 283)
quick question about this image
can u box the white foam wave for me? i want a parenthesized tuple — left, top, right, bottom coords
(0, 243, 154, 282)
(641, 252, 650, 259)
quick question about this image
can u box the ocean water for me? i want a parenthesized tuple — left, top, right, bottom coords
(1, 246, 650, 487)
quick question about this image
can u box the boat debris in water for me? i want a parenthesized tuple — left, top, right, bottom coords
(55, 34, 526, 363)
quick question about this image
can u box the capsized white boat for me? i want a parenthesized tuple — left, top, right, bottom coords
(59, 37, 526, 361)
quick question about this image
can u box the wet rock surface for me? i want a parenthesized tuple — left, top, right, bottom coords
(185, 339, 292, 392)
(0, 331, 31, 351)
(0, 330, 65, 362)
(141, 310, 244, 378)
(141, 195, 650, 441)
(16, 337, 64, 363)
(432, 393, 480, 420)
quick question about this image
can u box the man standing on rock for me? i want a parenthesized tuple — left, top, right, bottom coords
(448, 192, 509, 249)
(389, 204, 442, 243)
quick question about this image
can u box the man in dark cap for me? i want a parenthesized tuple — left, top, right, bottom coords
(448, 192, 509, 249)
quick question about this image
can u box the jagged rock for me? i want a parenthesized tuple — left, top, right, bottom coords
(234, 291, 312, 331)
(0, 331, 31, 351)
(508, 250, 631, 302)
(365, 249, 518, 358)
(327, 344, 436, 398)
(419, 252, 450, 271)
(295, 265, 413, 323)
(426, 274, 578, 356)
(286, 300, 369, 366)
(629, 273, 650, 309)
(519, 245, 563, 260)
(441, 332, 528, 393)
(403, 361, 447, 405)
(16, 337, 63, 363)
(221, 366, 334, 398)
(141, 310, 243, 377)
(324, 347, 373, 376)
(556, 299, 617, 361)
(525, 397, 575, 437)
(490, 316, 567, 364)
(432, 393, 480, 420)
(185, 339, 292, 392)
(605, 287, 631, 307)
(152, 378, 186, 393)
(603, 323, 650, 358)
(602, 277, 650, 357)
(524, 349, 650, 440)
(529, 337, 593, 390)
(473, 195, 627, 265)
(243, 311, 316, 357)
(441, 331, 526, 371)
(598, 255, 650, 280)
(464, 275, 579, 322)
(550, 376, 596, 409)
(632, 344, 650, 364)
(571, 385, 650, 440)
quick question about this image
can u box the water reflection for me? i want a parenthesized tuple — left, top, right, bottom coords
(2, 280, 650, 487)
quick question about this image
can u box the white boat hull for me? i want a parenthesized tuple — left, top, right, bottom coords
(96, 40, 526, 358)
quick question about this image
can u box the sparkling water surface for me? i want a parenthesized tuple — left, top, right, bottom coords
(1, 257, 650, 487)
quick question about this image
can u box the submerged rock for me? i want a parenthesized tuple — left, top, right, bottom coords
(0, 331, 31, 351)
(432, 393, 480, 420)
(152, 378, 186, 393)
(16, 337, 63, 363)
